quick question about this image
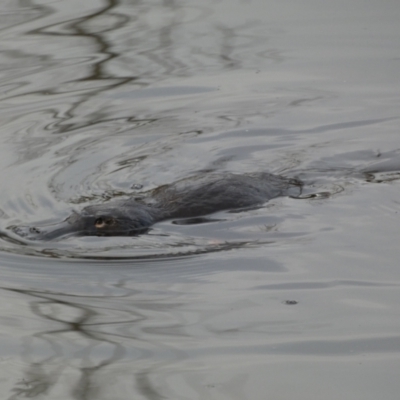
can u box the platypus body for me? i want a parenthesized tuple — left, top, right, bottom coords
(13, 172, 302, 240)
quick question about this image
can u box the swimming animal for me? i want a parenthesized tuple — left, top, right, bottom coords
(12, 172, 302, 240)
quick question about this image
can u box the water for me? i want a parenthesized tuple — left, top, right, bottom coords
(0, 0, 400, 398)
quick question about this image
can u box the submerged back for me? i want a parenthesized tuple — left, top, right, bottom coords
(151, 172, 302, 219)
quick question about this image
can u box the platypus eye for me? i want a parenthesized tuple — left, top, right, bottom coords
(95, 217, 114, 229)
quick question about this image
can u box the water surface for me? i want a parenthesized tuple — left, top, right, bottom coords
(0, 0, 400, 398)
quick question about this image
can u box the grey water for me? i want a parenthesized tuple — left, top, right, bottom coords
(0, 0, 400, 398)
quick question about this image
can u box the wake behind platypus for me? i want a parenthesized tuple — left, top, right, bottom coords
(12, 172, 302, 241)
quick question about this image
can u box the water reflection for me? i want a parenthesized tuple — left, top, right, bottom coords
(6, 285, 165, 399)
(16, 0, 137, 136)
(1, 0, 281, 139)
(0, 227, 265, 259)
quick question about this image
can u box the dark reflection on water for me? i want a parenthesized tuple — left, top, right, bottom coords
(5, 285, 157, 399)
(1, 0, 281, 139)
(12, 0, 137, 136)
(0, 233, 264, 260)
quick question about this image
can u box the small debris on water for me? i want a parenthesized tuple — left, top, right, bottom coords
(283, 300, 298, 305)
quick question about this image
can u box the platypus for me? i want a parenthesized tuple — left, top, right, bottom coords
(12, 172, 302, 240)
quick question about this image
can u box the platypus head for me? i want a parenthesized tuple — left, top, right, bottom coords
(12, 200, 158, 241)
